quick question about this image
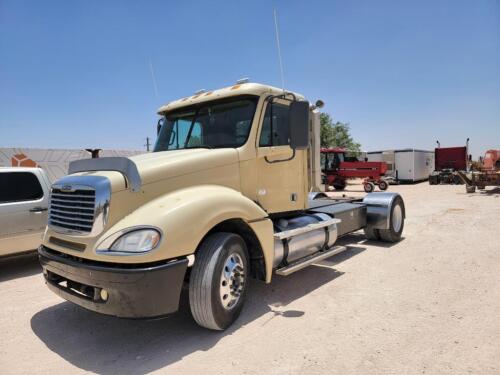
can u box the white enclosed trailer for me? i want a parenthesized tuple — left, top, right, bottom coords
(367, 149, 434, 183)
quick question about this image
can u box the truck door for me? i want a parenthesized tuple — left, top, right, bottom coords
(256, 99, 306, 213)
(0, 170, 49, 256)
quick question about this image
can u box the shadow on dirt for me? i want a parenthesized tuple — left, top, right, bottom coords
(483, 187, 500, 196)
(338, 232, 404, 249)
(0, 252, 40, 282)
(464, 187, 500, 197)
(30, 245, 368, 374)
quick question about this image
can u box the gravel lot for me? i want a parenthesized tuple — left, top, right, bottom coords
(1, 182, 499, 375)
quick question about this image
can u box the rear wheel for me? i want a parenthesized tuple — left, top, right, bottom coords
(333, 180, 346, 191)
(364, 182, 375, 193)
(378, 180, 388, 191)
(189, 232, 249, 330)
(363, 226, 380, 241)
(378, 196, 405, 242)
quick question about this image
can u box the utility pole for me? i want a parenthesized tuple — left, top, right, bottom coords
(145, 137, 151, 152)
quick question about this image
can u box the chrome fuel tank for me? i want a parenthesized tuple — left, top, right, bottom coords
(273, 213, 338, 268)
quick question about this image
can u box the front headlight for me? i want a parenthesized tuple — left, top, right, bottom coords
(109, 229, 161, 253)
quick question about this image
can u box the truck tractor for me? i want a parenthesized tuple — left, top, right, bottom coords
(428, 141, 468, 185)
(39, 82, 406, 330)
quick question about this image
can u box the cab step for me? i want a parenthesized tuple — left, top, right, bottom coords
(275, 245, 348, 276)
(273, 218, 341, 240)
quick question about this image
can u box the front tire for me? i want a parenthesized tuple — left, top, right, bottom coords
(364, 182, 375, 193)
(189, 232, 249, 330)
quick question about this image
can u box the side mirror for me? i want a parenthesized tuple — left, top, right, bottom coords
(289, 101, 310, 150)
(157, 118, 165, 135)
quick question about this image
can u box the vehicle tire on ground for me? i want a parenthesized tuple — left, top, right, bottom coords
(333, 180, 346, 191)
(363, 226, 380, 241)
(466, 185, 476, 194)
(189, 232, 249, 330)
(378, 195, 405, 243)
(363, 182, 375, 193)
(378, 180, 388, 191)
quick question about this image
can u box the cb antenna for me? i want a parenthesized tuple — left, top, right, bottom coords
(149, 58, 160, 101)
(273, 9, 285, 91)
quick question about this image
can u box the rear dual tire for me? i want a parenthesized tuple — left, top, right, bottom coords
(364, 195, 405, 243)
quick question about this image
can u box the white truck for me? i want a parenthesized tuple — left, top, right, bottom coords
(0, 167, 51, 257)
(39, 82, 405, 330)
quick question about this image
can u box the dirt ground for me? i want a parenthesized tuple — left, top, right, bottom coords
(1, 182, 499, 375)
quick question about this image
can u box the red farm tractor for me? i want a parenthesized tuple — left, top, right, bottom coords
(321, 148, 390, 193)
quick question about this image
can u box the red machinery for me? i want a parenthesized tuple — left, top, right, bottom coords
(429, 140, 469, 185)
(321, 148, 389, 193)
(457, 149, 500, 193)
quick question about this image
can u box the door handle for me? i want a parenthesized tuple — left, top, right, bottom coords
(30, 207, 48, 213)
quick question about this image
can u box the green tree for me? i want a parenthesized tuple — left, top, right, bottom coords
(320, 113, 361, 152)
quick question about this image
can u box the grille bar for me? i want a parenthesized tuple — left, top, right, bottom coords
(49, 187, 96, 233)
(49, 217, 93, 229)
(52, 198, 94, 207)
(51, 203, 94, 212)
(50, 212, 94, 223)
(50, 207, 94, 216)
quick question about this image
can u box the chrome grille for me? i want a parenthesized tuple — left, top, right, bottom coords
(49, 188, 96, 233)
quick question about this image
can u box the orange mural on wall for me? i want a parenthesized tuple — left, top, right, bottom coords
(11, 153, 39, 168)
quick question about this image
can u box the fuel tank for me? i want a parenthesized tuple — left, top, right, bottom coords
(273, 213, 338, 268)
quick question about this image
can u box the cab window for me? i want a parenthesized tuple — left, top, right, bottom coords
(259, 102, 290, 147)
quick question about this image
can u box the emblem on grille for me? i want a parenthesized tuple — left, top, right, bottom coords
(60, 185, 75, 192)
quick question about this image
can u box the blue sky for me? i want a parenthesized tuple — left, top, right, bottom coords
(1, 0, 499, 157)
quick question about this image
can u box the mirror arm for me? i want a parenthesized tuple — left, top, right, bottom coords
(265, 92, 297, 103)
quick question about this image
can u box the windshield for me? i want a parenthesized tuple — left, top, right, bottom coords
(154, 96, 258, 152)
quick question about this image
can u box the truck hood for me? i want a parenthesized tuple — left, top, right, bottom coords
(128, 148, 240, 186)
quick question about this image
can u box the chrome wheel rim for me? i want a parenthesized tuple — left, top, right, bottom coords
(392, 204, 403, 233)
(219, 252, 245, 310)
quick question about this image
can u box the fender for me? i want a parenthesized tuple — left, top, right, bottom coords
(94, 185, 274, 279)
(362, 192, 405, 230)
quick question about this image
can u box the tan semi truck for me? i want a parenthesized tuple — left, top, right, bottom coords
(39, 82, 405, 330)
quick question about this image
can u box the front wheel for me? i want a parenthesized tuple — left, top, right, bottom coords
(189, 232, 249, 330)
(378, 180, 388, 191)
(364, 182, 375, 193)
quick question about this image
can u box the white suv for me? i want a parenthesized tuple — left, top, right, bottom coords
(0, 167, 51, 257)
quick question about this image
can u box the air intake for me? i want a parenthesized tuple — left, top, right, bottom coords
(49, 187, 96, 233)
